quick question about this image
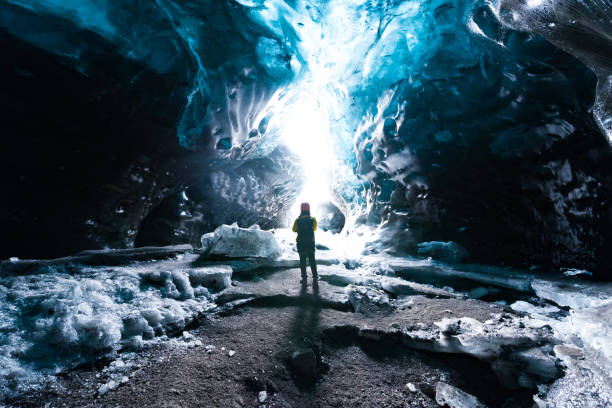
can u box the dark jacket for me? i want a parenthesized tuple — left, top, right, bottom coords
(292, 213, 317, 252)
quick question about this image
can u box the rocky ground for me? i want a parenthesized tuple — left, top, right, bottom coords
(9, 267, 548, 407)
(3, 233, 611, 408)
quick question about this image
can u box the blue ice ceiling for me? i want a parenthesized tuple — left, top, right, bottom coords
(3, 0, 609, 152)
(2, 0, 608, 149)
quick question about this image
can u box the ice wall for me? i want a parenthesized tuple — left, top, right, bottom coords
(1, 0, 610, 271)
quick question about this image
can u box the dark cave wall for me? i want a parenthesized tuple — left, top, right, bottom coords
(360, 31, 612, 273)
(0, 30, 208, 259)
(0, 1, 299, 259)
(0, 29, 298, 259)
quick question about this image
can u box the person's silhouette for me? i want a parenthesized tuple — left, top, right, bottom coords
(292, 202, 318, 286)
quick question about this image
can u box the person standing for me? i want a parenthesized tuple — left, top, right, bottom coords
(292, 202, 318, 286)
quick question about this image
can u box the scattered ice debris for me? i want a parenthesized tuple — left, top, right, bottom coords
(201, 223, 282, 259)
(177, 331, 203, 348)
(561, 268, 592, 277)
(518, 278, 612, 406)
(435, 382, 485, 408)
(228, 350, 236, 357)
(98, 355, 138, 394)
(380, 277, 464, 298)
(0, 257, 233, 399)
(258, 390, 267, 403)
(510, 301, 561, 317)
(1, 228, 611, 405)
(541, 342, 612, 407)
(417, 241, 468, 263)
(98, 380, 118, 395)
(346, 285, 392, 315)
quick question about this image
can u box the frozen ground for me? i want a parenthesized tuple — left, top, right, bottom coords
(1, 225, 611, 406)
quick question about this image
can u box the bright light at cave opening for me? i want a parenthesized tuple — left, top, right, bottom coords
(250, 1, 375, 230)
(279, 80, 340, 220)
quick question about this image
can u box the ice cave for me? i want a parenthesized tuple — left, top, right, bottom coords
(0, 0, 611, 406)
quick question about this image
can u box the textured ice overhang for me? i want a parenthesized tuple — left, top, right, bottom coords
(498, 0, 612, 143)
(0, 0, 611, 272)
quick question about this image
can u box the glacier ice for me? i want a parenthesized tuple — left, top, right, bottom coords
(200, 223, 282, 259)
(346, 284, 392, 315)
(0, 255, 231, 398)
(508, 277, 612, 406)
(417, 241, 469, 263)
(435, 382, 485, 408)
(0, 0, 611, 402)
(2, 0, 610, 272)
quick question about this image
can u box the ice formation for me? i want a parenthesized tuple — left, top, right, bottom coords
(1, 0, 610, 271)
(416, 241, 469, 263)
(435, 382, 485, 408)
(1, 0, 612, 405)
(0, 228, 611, 405)
(200, 223, 282, 259)
(0, 253, 230, 398)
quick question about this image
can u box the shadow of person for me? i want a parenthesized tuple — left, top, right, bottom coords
(299, 282, 308, 297)
(285, 281, 323, 391)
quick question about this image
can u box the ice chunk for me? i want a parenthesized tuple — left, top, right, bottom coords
(380, 277, 463, 298)
(515, 347, 561, 380)
(435, 382, 485, 408)
(531, 279, 611, 310)
(188, 266, 232, 292)
(0, 255, 221, 400)
(99, 380, 118, 395)
(417, 241, 468, 263)
(201, 223, 282, 259)
(258, 390, 267, 403)
(510, 301, 560, 317)
(561, 268, 592, 277)
(346, 285, 392, 315)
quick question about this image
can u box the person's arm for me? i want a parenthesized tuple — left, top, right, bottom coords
(312, 217, 317, 231)
(292, 219, 298, 232)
